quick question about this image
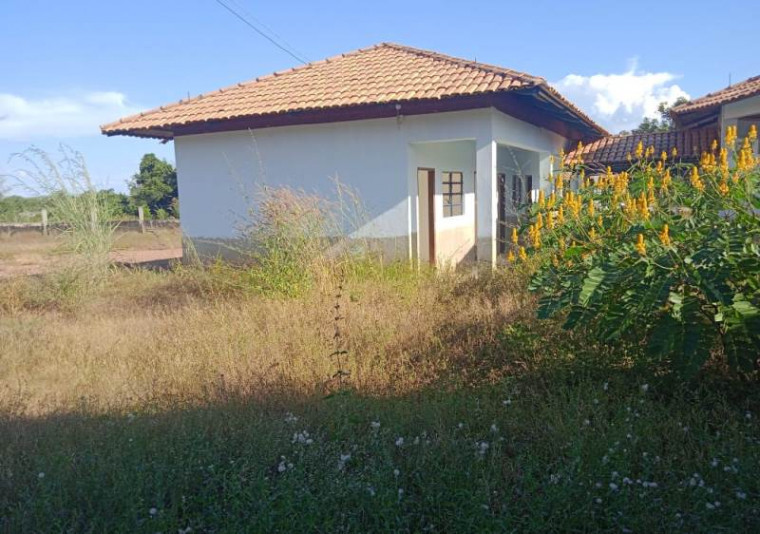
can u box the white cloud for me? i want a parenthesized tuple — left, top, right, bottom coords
(552, 59, 690, 133)
(0, 91, 139, 141)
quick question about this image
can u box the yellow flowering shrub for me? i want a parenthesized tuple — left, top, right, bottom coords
(518, 132, 760, 376)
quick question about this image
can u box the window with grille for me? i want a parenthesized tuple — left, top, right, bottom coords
(442, 171, 464, 217)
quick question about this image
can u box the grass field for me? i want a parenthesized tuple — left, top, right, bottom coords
(0, 255, 758, 532)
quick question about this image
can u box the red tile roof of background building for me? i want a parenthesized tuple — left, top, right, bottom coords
(566, 126, 721, 169)
(672, 75, 760, 115)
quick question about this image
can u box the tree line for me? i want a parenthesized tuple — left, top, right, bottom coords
(0, 154, 178, 223)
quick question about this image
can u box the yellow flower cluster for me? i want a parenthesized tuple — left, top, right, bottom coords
(737, 137, 757, 172)
(725, 125, 738, 146)
(528, 223, 541, 249)
(635, 233, 646, 256)
(659, 224, 671, 246)
(637, 192, 650, 220)
(690, 167, 705, 192)
(700, 151, 717, 172)
(661, 168, 672, 192)
(719, 148, 729, 175)
(564, 191, 582, 218)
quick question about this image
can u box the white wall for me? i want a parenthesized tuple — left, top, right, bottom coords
(721, 94, 760, 160)
(412, 140, 477, 264)
(173, 107, 568, 264)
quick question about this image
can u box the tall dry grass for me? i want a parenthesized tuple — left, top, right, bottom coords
(0, 264, 534, 418)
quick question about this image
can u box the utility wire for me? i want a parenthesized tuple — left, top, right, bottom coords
(213, 0, 309, 65)
(226, 0, 310, 62)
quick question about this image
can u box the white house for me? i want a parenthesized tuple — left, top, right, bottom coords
(102, 43, 607, 266)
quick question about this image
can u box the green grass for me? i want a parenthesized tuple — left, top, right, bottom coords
(2, 335, 758, 533)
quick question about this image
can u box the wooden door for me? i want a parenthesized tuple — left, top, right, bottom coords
(417, 168, 435, 264)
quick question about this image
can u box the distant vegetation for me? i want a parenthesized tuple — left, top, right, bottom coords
(0, 152, 178, 222)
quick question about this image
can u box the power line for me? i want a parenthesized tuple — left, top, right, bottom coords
(213, 0, 309, 65)
(226, 0, 310, 61)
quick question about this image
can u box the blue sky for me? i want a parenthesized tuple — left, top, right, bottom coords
(1, 0, 757, 195)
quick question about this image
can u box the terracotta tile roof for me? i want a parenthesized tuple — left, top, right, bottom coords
(565, 127, 721, 170)
(672, 75, 760, 115)
(101, 42, 606, 139)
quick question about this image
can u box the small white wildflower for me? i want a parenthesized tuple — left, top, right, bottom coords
(490, 424, 499, 434)
(550, 474, 561, 484)
(714, 501, 721, 508)
(711, 458, 719, 468)
(611, 471, 619, 478)
(126, 413, 136, 421)
(367, 486, 376, 497)
(337, 453, 351, 471)
(393, 468, 400, 477)
(609, 483, 619, 491)
(595, 497, 603, 504)
(292, 430, 313, 445)
(502, 399, 512, 406)
(583, 419, 591, 426)
(640, 384, 649, 393)
(603, 382, 609, 391)
(476, 441, 490, 458)
(458, 422, 464, 429)
(277, 460, 287, 473)
(398, 488, 404, 499)
(595, 482, 603, 489)
(284, 412, 298, 424)
(745, 411, 752, 420)
(732, 457, 739, 464)
(371, 421, 381, 430)
(395, 437, 404, 447)
(149, 507, 158, 516)
(705, 502, 715, 510)
(602, 455, 609, 464)
(37, 472, 45, 480)
(736, 491, 747, 500)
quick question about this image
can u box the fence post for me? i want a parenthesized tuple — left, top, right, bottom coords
(41, 209, 48, 236)
(138, 206, 146, 233)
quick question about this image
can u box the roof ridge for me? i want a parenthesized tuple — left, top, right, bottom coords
(379, 42, 544, 85)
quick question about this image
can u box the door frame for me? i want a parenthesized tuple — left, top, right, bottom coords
(417, 167, 436, 264)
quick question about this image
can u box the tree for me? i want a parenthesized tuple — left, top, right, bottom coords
(129, 154, 178, 216)
(632, 97, 690, 133)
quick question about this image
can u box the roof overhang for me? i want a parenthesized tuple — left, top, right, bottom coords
(102, 90, 607, 143)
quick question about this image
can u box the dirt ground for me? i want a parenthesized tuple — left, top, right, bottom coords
(0, 228, 182, 278)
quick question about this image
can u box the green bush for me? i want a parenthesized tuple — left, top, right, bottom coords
(521, 128, 760, 377)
